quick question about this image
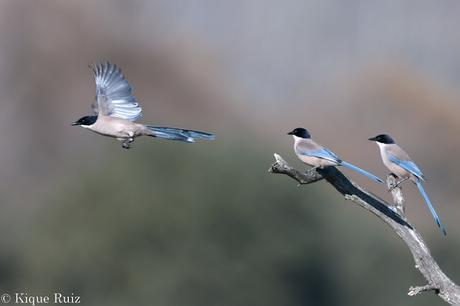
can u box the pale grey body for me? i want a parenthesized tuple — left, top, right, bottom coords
(377, 142, 414, 180)
(290, 133, 383, 183)
(85, 115, 152, 140)
(293, 136, 338, 168)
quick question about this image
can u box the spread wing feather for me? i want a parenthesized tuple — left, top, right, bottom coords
(91, 61, 142, 121)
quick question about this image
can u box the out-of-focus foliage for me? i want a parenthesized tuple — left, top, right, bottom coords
(1, 139, 452, 306)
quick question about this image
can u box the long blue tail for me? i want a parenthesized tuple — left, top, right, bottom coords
(415, 179, 447, 236)
(147, 126, 215, 143)
(340, 161, 383, 183)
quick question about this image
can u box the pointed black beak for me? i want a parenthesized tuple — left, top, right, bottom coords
(368, 136, 377, 141)
(71, 122, 79, 126)
(287, 130, 295, 135)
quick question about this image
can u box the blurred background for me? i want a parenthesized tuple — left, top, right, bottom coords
(0, 1, 459, 305)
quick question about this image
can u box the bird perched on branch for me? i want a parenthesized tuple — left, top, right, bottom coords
(287, 128, 383, 183)
(72, 61, 215, 149)
(369, 134, 446, 235)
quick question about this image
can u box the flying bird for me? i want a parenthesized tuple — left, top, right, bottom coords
(369, 134, 446, 235)
(72, 61, 215, 149)
(288, 128, 383, 183)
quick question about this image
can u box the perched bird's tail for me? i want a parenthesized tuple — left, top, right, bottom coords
(147, 126, 215, 143)
(340, 161, 384, 183)
(415, 179, 447, 236)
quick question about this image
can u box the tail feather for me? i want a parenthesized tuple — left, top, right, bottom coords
(415, 179, 447, 236)
(340, 161, 384, 183)
(147, 126, 215, 143)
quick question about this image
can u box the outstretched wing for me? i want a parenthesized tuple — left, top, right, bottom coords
(91, 61, 142, 121)
(388, 155, 425, 181)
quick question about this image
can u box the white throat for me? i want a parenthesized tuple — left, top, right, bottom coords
(375, 142, 391, 158)
(293, 135, 310, 144)
(376, 142, 391, 150)
(293, 135, 302, 142)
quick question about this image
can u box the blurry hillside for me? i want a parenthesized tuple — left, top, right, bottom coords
(0, 1, 459, 306)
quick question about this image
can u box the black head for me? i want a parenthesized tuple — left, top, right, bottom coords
(287, 128, 311, 139)
(368, 134, 395, 144)
(72, 115, 98, 126)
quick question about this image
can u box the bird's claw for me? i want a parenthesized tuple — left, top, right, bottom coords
(388, 177, 408, 192)
(121, 138, 134, 149)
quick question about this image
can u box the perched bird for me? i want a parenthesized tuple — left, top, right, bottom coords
(369, 134, 446, 235)
(72, 61, 215, 149)
(288, 128, 383, 183)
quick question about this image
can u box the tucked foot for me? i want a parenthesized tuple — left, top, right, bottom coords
(388, 176, 409, 192)
(121, 138, 134, 149)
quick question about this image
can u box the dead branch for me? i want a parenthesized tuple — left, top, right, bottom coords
(269, 153, 460, 305)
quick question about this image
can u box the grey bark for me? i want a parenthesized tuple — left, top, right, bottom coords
(269, 153, 460, 305)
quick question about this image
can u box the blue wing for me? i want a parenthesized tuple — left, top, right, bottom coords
(299, 148, 341, 163)
(91, 62, 142, 121)
(300, 148, 383, 183)
(388, 155, 425, 180)
(415, 180, 447, 236)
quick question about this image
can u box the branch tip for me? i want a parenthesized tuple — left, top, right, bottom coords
(268, 153, 460, 304)
(408, 284, 438, 296)
(273, 153, 285, 164)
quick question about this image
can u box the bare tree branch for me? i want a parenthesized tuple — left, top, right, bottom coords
(269, 153, 460, 305)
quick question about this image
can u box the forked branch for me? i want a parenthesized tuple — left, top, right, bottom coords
(269, 153, 460, 304)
